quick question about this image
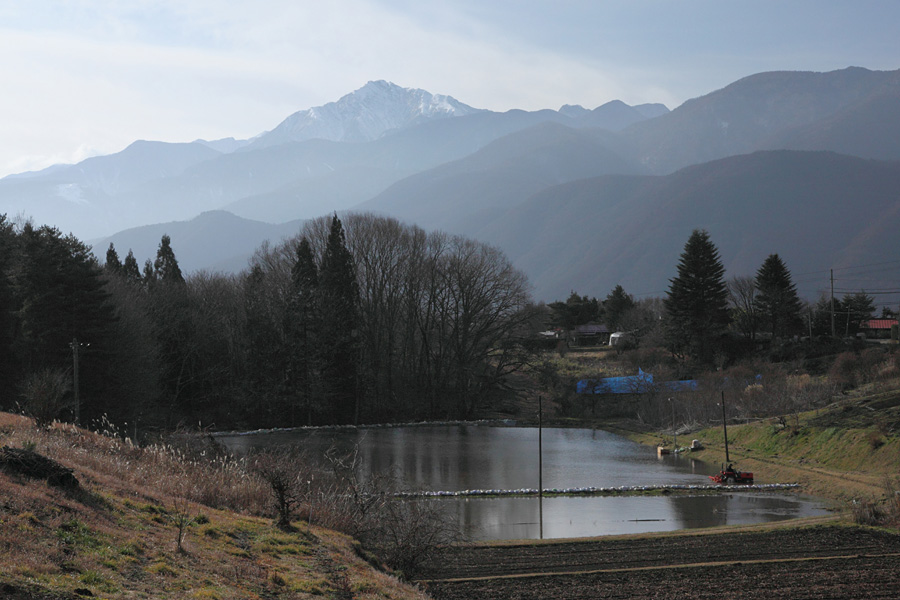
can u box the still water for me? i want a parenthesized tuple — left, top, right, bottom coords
(216, 425, 831, 541)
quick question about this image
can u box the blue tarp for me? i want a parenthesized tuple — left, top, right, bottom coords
(577, 368, 698, 394)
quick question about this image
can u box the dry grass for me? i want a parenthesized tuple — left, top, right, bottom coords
(0, 412, 432, 599)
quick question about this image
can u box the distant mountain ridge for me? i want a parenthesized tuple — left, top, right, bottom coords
(0, 80, 666, 239)
(3, 67, 900, 304)
(621, 66, 900, 173)
(463, 150, 900, 300)
(247, 80, 484, 149)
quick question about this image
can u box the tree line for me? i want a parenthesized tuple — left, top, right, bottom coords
(548, 229, 880, 367)
(0, 213, 535, 432)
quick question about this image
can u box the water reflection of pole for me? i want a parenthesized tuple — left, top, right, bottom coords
(720, 391, 730, 463)
(538, 395, 543, 540)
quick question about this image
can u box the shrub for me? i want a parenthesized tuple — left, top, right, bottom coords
(867, 429, 886, 450)
(851, 477, 900, 528)
(249, 448, 313, 531)
(828, 352, 860, 390)
(19, 369, 72, 427)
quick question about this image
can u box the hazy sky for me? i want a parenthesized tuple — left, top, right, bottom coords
(2, 0, 898, 177)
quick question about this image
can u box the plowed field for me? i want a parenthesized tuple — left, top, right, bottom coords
(421, 525, 900, 599)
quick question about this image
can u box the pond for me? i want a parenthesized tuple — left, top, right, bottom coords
(216, 424, 831, 541)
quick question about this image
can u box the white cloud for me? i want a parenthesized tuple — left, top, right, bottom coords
(0, 1, 642, 177)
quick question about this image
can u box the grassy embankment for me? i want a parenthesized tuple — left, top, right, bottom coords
(614, 383, 900, 506)
(0, 412, 429, 600)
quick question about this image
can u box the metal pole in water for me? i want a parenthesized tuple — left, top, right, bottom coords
(539, 395, 543, 540)
(721, 391, 730, 464)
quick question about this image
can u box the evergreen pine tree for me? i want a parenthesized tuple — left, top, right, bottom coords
(318, 215, 360, 424)
(754, 254, 803, 339)
(0, 215, 16, 397)
(153, 234, 184, 284)
(105, 243, 123, 275)
(286, 237, 319, 425)
(12, 224, 116, 421)
(142, 259, 156, 285)
(664, 229, 730, 364)
(604, 285, 635, 331)
(122, 250, 142, 284)
(243, 264, 286, 422)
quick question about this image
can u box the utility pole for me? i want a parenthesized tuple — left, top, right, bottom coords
(830, 269, 836, 338)
(69, 337, 81, 424)
(538, 395, 543, 540)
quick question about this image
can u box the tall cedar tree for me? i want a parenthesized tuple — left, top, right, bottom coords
(754, 254, 802, 339)
(244, 264, 288, 424)
(604, 285, 635, 331)
(318, 215, 360, 424)
(0, 215, 16, 394)
(105, 243, 122, 275)
(122, 250, 142, 283)
(287, 237, 319, 425)
(664, 229, 730, 364)
(148, 234, 192, 418)
(153, 234, 184, 284)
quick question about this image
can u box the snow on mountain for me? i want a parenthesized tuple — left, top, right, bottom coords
(248, 80, 484, 149)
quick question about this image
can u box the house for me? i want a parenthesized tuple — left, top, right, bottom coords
(860, 319, 898, 339)
(572, 323, 610, 346)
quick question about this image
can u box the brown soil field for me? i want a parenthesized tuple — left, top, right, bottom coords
(419, 523, 900, 599)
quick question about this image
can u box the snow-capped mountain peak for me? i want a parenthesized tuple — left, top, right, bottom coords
(251, 81, 483, 148)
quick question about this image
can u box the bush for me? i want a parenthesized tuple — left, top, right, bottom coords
(828, 352, 860, 390)
(20, 369, 72, 427)
(851, 478, 900, 528)
(315, 443, 460, 579)
(365, 497, 460, 579)
(249, 448, 315, 531)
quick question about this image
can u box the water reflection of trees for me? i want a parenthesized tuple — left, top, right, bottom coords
(666, 494, 731, 530)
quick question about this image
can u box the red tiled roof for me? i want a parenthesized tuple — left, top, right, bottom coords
(861, 319, 898, 330)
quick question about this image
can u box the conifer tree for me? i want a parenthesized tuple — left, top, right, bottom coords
(318, 215, 360, 424)
(0, 215, 16, 395)
(286, 237, 319, 425)
(153, 234, 184, 284)
(142, 259, 156, 285)
(105, 243, 122, 275)
(122, 250, 142, 284)
(754, 254, 802, 339)
(12, 224, 116, 420)
(604, 285, 635, 331)
(664, 229, 730, 363)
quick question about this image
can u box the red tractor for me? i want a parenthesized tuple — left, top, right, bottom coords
(709, 464, 754, 485)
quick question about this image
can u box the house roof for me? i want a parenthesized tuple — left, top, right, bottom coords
(574, 324, 610, 335)
(861, 319, 898, 330)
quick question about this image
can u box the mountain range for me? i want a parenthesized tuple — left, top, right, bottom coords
(2, 69, 899, 301)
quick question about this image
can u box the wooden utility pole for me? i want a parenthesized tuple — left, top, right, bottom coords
(70, 337, 81, 424)
(830, 269, 836, 338)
